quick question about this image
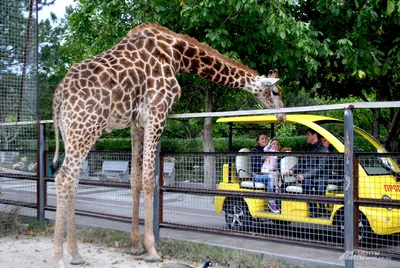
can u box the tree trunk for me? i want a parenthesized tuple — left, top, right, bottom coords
(203, 85, 216, 189)
(372, 108, 381, 141)
(383, 109, 400, 152)
(372, 83, 399, 152)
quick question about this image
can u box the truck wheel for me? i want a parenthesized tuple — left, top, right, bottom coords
(334, 211, 372, 246)
(224, 199, 252, 231)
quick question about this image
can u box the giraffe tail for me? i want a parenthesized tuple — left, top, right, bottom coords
(51, 87, 62, 174)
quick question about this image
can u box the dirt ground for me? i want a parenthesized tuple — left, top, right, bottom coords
(0, 235, 198, 268)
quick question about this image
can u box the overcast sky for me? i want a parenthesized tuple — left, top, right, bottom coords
(39, 0, 75, 21)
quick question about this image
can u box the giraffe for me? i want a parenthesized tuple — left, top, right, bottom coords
(51, 23, 286, 267)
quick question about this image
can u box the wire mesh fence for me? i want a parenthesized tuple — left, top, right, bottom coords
(160, 151, 400, 258)
(44, 150, 135, 220)
(3, 141, 399, 258)
(0, 0, 38, 219)
(11, 139, 395, 260)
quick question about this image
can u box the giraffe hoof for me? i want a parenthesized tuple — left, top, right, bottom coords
(56, 259, 66, 268)
(70, 256, 86, 265)
(145, 253, 162, 263)
(130, 245, 146, 255)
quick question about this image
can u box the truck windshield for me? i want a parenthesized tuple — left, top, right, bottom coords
(318, 122, 379, 153)
(318, 122, 396, 176)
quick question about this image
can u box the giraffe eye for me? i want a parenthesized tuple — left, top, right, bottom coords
(272, 90, 279, 96)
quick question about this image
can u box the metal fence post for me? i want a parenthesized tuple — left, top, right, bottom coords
(38, 123, 45, 223)
(35, 0, 43, 224)
(153, 142, 161, 242)
(344, 108, 354, 268)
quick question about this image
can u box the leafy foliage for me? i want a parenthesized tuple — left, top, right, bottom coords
(44, 137, 306, 153)
(37, 0, 400, 150)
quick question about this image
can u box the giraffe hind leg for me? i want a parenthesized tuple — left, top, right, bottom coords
(53, 172, 67, 267)
(67, 176, 85, 265)
(53, 127, 102, 266)
(53, 156, 87, 266)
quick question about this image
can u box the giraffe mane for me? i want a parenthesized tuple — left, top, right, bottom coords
(128, 23, 259, 76)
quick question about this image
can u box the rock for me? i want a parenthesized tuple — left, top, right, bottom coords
(12, 162, 26, 170)
(28, 162, 37, 171)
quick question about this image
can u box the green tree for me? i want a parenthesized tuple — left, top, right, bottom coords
(293, 0, 400, 150)
(0, 0, 33, 122)
(41, 0, 400, 151)
(38, 0, 71, 120)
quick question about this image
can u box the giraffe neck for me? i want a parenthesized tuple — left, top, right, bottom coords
(128, 24, 260, 92)
(178, 50, 257, 90)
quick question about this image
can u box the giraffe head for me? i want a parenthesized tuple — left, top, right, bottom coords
(251, 69, 286, 122)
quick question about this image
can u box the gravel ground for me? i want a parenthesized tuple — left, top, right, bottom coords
(0, 235, 199, 268)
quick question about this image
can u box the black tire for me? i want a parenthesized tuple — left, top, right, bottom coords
(224, 199, 253, 231)
(334, 211, 372, 247)
(275, 220, 291, 229)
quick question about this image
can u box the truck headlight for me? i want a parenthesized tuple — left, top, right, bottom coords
(382, 195, 393, 211)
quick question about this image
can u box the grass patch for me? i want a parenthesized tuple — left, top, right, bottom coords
(77, 228, 301, 268)
(25, 219, 54, 236)
(78, 228, 131, 248)
(159, 238, 297, 268)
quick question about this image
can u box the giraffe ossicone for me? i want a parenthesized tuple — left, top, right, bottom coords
(51, 23, 285, 266)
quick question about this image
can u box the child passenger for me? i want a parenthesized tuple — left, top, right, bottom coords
(262, 138, 281, 192)
(251, 134, 280, 213)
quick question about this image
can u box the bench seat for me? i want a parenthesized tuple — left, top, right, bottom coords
(240, 181, 266, 189)
(95, 160, 129, 182)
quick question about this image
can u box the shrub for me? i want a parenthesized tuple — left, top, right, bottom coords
(0, 206, 23, 237)
(43, 137, 307, 152)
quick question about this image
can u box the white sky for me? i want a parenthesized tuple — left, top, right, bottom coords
(39, 0, 75, 21)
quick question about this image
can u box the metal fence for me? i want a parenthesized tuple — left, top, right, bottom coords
(0, 0, 38, 219)
(159, 151, 400, 258)
(2, 144, 399, 258)
(5, 143, 396, 257)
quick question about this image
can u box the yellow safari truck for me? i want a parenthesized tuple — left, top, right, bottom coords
(214, 114, 400, 243)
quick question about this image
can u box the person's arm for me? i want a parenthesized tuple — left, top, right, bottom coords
(301, 148, 329, 180)
(290, 162, 300, 174)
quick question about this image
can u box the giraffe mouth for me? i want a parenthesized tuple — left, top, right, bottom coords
(276, 113, 287, 122)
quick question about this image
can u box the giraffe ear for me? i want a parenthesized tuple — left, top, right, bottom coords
(262, 78, 280, 87)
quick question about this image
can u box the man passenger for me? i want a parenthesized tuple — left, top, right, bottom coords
(284, 128, 329, 217)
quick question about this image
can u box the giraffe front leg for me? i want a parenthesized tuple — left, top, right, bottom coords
(143, 183, 161, 262)
(138, 88, 177, 262)
(142, 130, 162, 262)
(130, 126, 145, 255)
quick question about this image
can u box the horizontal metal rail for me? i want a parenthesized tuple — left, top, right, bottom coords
(1, 101, 400, 126)
(0, 199, 37, 209)
(0, 173, 37, 180)
(161, 187, 345, 204)
(44, 177, 131, 189)
(45, 205, 138, 223)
